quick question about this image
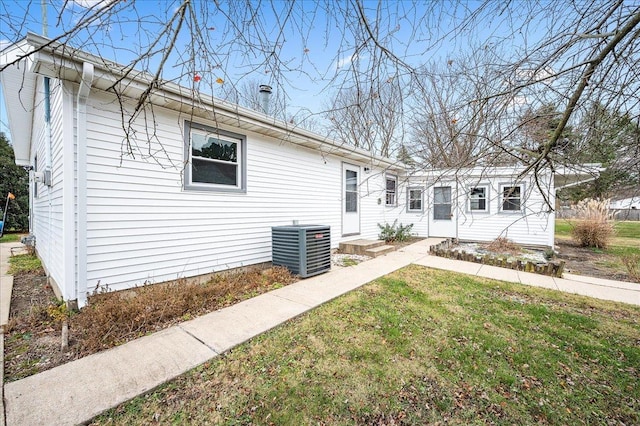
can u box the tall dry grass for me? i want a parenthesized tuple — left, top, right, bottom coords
(570, 198, 615, 248)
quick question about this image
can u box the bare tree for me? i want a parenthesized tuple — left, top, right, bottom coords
(324, 80, 404, 157)
(1, 0, 638, 177)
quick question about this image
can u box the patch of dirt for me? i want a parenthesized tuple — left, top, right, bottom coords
(4, 270, 75, 381)
(555, 239, 636, 283)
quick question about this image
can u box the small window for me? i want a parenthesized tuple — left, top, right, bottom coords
(407, 188, 423, 212)
(386, 175, 397, 206)
(345, 170, 358, 213)
(469, 186, 488, 212)
(501, 185, 523, 211)
(184, 121, 246, 192)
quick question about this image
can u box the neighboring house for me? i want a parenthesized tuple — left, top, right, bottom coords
(0, 34, 600, 307)
(610, 196, 640, 210)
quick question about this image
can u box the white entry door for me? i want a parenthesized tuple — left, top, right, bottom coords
(342, 163, 360, 236)
(428, 183, 457, 238)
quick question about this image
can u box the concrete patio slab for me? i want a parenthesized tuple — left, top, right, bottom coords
(4, 326, 215, 426)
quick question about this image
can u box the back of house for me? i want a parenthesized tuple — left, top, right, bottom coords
(1, 34, 597, 308)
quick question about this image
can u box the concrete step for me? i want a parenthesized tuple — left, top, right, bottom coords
(365, 245, 396, 258)
(339, 239, 386, 255)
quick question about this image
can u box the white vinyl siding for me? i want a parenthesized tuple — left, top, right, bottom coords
(81, 91, 406, 292)
(455, 176, 551, 247)
(30, 78, 68, 296)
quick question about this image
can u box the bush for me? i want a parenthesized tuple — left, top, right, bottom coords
(378, 220, 414, 243)
(622, 255, 640, 282)
(485, 237, 521, 255)
(570, 199, 614, 248)
(71, 266, 296, 355)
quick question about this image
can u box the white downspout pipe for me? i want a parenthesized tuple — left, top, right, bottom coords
(76, 62, 94, 308)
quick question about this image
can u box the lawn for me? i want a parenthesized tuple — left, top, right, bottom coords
(555, 220, 640, 248)
(91, 266, 640, 425)
(0, 232, 23, 243)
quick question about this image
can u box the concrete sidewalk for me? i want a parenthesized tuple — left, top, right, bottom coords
(2, 239, 639, 425)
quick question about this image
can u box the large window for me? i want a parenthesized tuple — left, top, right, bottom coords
(184, 122, 246, 192)
(469, 186, 488, 212)
(434, 186, 452, 220)
(386, 175, 397, 206)
(501, 184, 523, 211)
(407, 187, 423, 212)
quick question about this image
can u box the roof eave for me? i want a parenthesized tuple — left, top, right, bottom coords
(19, 33, 401, 170)
(0, 38, 36, 166)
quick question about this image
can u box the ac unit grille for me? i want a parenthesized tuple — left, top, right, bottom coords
(272, 225, 331, 278)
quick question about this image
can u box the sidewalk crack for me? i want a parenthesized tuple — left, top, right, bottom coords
(177, 325, 220, 355)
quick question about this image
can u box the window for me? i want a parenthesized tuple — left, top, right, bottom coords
(386, 175, 397, 206)
(184, 121, 246, 192)
(407, 188, 423, 212)
(469, 186, 488, 212)
(345, 169, 358, 212)
(501, 185, 523, 211)
(434, 186, 452, 220)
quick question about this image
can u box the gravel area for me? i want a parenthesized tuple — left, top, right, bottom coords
(331, 253, 371, 267)
(453, 242, 548, 263)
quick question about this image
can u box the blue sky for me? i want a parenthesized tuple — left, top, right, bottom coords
(0, 0, 542, 141)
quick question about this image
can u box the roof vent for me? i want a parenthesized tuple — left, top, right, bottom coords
(259, 84, 272, 115)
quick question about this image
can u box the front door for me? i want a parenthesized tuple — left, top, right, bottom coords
(342, 163, 360, 236)
(429, 183, 457, 238)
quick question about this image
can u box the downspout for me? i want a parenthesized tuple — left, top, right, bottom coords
(76, 62, 94, 308)
(44, 77, 53, 272)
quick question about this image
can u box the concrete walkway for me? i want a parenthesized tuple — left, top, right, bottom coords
(2, 239, 639, 426)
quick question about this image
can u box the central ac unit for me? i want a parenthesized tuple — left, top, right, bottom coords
(272, 225, 331, 278)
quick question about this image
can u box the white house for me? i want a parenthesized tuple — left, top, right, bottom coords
(0, 34, 599, 307)
(610, 196, 640, 210)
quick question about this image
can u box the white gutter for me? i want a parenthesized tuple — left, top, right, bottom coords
(76, 62, 94, 308)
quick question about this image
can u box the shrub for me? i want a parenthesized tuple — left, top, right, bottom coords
(378, 220, 414, 243)
(622, 255, 640, 282)
(71, 266, 296, 355)
(485, 237, 522, 255)
(570, 198, 614, 248)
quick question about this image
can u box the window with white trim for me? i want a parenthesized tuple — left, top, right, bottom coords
(468, 186, 488, 212)
(184, 122, 246, 192)
(407, 187, 423, 212)
(501, 184, 523, 212)
(386, 175, 397, 206)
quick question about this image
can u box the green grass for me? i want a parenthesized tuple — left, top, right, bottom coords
(91, 266, 640, 425)
(614, 221, 640, 239)
(556, 220, 640, 244)
(0, 233, 23, 243)
(8, 253, 42, 275)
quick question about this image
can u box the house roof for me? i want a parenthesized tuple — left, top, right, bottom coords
(409, 163, 604, 189)
(0, 33, 403, 170)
